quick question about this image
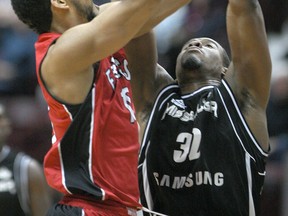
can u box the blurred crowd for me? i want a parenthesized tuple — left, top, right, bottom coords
(0, 0, 287, 215)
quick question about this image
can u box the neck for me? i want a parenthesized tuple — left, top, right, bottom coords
(179, 79, 221, 95)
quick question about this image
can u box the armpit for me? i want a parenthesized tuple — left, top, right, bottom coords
(237, 87, 258, 114)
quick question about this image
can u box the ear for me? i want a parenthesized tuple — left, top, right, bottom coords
(51, 0, 69, 9)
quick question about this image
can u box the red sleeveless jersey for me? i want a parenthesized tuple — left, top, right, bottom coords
(35, 33, 141, 209)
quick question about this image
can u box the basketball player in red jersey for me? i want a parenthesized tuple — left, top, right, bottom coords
(10, 0, 191, 215)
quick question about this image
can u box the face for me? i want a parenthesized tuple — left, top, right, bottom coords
(0, 105, 11, 146)
(70, 0, 97, 22)
(175, 37, 225, 84)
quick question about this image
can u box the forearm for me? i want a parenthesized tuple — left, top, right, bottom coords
(111, 0, 191, 37)
(137, 0, 190, 36)
(49, 0, 162, 81)
(62, 0, 161, 66)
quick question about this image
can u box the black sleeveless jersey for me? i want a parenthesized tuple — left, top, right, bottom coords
(0, 146, 32, 216)
(138, 80, 269, 216)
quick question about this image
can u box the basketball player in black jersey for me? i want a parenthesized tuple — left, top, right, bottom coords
(0, 103, 52, 216)
(125, 0, 271, 215)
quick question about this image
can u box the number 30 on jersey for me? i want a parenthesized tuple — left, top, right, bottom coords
(173, 128, 201, 163)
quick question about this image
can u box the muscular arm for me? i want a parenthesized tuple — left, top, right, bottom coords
(28, 160, 52, 216)
(135, 0, 191, 37)
(111, 0, 191, 37)
(225, 0, 271, 150)
(125, 32, 173, 138)
(122, 1, 190, 136)
(42, 0, 160, 104)
(226, 0, 271, 108)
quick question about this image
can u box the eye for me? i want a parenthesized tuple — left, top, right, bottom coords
(206, 44, 214, 48)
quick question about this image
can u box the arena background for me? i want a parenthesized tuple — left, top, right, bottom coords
(0, 0, 287, 215)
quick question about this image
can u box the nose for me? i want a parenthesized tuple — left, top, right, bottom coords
(189, 40, 202, 48)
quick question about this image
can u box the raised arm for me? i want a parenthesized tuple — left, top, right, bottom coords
(225, 0, 271, 108)
(111, 0, 191, 37)
(123, 1, 191, 136)
(135, 0, 191, 37)
(125, 32, 173, 138)
(41, 0, 161, 104)
(45, 0, 160, 75)
(225, 0, 271, 150)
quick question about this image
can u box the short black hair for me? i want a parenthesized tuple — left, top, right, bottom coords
(11, 0, 52, 34)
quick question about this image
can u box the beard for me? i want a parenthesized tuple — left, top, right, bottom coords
(86, 10, 96, 22)
(181, 54, 201, 70)
(71, 0, 96, 22)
